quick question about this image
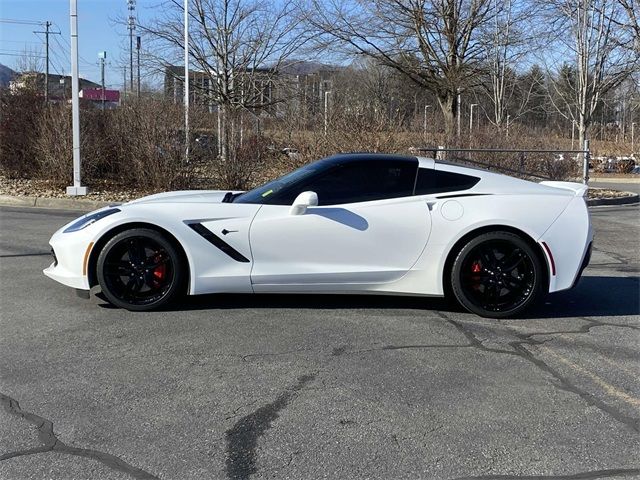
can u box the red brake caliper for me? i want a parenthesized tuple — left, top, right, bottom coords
(152, 254, 166, 285)
(470, 261, 482, 290)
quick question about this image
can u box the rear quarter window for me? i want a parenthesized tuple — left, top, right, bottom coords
(414, 169, 480, 195)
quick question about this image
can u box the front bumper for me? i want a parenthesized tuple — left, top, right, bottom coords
(43, 231, 93, 291)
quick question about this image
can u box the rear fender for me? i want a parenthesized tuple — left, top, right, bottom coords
(538, 195, 592, 292)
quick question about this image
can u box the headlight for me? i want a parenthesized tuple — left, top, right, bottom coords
(63, 208, 121, 233)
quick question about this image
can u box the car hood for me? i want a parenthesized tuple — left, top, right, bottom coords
(125, 190, 241, 205)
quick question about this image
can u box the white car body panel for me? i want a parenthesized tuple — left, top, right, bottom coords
(44, 156, 593, 305)
(249, 195, 431, 289)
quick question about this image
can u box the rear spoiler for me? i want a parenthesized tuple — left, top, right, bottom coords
(540, 181, 588, 197)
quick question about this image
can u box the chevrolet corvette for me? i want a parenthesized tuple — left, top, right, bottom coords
(44, 153, 592, 318)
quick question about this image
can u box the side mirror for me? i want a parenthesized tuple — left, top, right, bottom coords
(290, 191, 318, 215)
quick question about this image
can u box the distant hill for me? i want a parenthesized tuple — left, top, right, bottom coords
(0, 63, 17, 88)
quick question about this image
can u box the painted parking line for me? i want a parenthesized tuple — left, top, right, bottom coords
(541, 345, 640, 409)
(553, 332, 640, 379)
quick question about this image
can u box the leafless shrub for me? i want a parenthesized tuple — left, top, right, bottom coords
(0, 87, 43, 178)
(33, 105, 73, 185)
(106, 100, 187, 190)
(213, 134, 274, 190)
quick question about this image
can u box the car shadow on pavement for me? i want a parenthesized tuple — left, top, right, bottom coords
(525, 275, 639, 319)
(149, 275, 638, 319)
(95, 275, 638, 318)
(173, 292, 456, 313)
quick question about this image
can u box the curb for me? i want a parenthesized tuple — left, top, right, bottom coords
(0, 194, 112, 211)
(590, 177, 640, 184)
(587, 192, 639, 207)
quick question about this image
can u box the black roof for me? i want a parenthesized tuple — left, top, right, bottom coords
(320, 153, 418, 166)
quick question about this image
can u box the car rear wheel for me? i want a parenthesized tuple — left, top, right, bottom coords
(96, 228, 185, 311)
(450, 232, 545, 318)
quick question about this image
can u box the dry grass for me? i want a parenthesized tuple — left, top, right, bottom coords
(1, 95, 636, 193)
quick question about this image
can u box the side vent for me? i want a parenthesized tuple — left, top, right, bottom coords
(188, 223, 250, 263)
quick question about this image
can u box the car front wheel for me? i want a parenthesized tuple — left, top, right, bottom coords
(450, 232, 545, 318)
(96, 228, 185, 311)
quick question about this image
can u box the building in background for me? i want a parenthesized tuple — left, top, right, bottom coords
(9, 71, 119, 107)
(163, 62, 337, 115)
(79, 88, 120, 109)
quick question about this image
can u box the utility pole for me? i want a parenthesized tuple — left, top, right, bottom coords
(44, 21, 50, 102)
(127, 0, 136, 94)
(632, 122, 636, 155)
(99, 51, 106, 111)
(34, 21, 60, 102)
(136, 35, 141, 97)
(67, 0, 87, 196)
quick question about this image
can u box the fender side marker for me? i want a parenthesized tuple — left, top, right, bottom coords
(188, 223, 250, 263)
(541, 241, 556, 276)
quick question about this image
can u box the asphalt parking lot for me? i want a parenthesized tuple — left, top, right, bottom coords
(1, 204, 639, 480)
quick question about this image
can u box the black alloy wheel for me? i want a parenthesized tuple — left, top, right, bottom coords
(451, 232, 545, 318)
(97, 228, 185, 311)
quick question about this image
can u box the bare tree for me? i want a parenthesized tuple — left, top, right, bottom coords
(616, 0, 639, 53)
(480, 0, 540, 129)
(141, 0, 309, 162)
(15, 47, 44, 74)
(545, 0, 636, 149)
(305, 0, 496, 138)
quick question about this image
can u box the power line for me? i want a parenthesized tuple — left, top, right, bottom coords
(53, 24, 94, 67)
(0, 18, 46, 26)
(0, 40, 43, 45)
(33, 32, 66, 75)
(0, 48, 41, 54)
(34, 21, 61, 102)
(0, 52, 46, 58)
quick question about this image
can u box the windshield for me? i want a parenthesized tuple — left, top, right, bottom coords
(233, 160, 329, 204)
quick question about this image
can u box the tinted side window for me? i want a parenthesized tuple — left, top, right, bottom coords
(267, 160, 417, 206)
(414, 169, 480, 195)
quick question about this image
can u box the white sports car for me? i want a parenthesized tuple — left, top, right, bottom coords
(44, 153, 593, 318)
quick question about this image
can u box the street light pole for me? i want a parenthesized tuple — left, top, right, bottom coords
(67, 0, 87, 196)
(632, 122, 636, 156)
(469, 103, 478, 133)
(184, 0, 190, 162)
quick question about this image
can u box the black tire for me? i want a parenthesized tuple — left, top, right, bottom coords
(96, 228, 186, 311)
(450, 231, 545, 318)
